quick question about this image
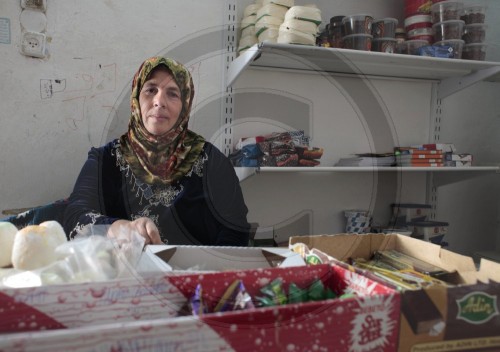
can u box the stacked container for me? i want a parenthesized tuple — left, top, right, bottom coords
(461, 4, 488, 60)
(237, 3, 262, 55)
(254, 0, 294, 44)
(341, 14, 373, 51)
(430, 1, 465, 59)
(371, 17, 399, 53)
(278, 5, 321, 46)
(403, 0, 434, 54)
(327, 15, 345, 48)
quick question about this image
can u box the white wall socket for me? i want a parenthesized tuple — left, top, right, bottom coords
(20, 0, 47, 12)
(21, 31, 46, 58)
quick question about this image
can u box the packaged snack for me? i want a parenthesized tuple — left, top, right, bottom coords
(214, 280, 255, 312)
(257, 277, 288, 306)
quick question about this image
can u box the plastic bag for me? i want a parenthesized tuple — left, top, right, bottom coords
(1, 225, 145, 288)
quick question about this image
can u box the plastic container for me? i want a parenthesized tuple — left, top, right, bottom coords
(463, 23, 487, 44)
(403, 39, 430, 55)
(431, 1, 464, 23)
(408, 220, 449, 238)
(395, 27, 407, 43)
(433, 39, 465, 59)
(372, 38, 397, 53)
(407, 27, 434, 43)
(405, 0, 433, 17)
(342, 14, 373, 35)
(432, 20, 465, 42)
(462, 43, 487, 61)
(343, 34, 373, 51)
(391, 203, 431, 225)
(404, 14, 432, 32)
(372, 18, 398, 38)
(461, 5, 487, 24)
(328, 15, 345, 48)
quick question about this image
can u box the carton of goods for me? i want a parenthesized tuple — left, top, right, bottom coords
(0, 263, 401, 352)
(289, 233, 500, 352)
(138, 245, 305, 272)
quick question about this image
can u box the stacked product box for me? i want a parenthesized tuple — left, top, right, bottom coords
(0, 262, 401, 352)
(390, 203, 449, 245)
(289, 233, 500, 352)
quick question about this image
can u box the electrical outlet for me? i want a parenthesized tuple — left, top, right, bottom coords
(20, 0, 47, 12)
(21, 31, 46, 58)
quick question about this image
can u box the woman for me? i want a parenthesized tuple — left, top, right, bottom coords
(62, 56, 250, 246)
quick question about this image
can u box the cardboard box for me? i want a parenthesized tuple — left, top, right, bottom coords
(289, 234, 500, 352)
(137, 245, 306, 272)
(0, 263, 401, 352)
(0, 273, 186, 333)
(0, 246, 304, 334)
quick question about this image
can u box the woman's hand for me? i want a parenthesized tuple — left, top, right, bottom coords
(108, 218, 163, 245)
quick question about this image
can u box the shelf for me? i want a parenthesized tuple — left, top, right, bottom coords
(236, 166, 499, 182)
(227, 42, 500, 98)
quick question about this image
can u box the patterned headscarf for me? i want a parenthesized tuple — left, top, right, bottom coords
(120, 57, 205, 185)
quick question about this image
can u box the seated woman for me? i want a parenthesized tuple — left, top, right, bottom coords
(5, 57, 250, 246)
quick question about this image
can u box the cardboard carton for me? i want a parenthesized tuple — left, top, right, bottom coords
(0, 263, 401, 351)
(138, 245, 305, 272)
(289, 233, 500, 352)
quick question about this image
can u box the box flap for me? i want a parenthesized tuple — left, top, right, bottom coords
(144, 245, 304, 271)
(478, 258, 500, 282)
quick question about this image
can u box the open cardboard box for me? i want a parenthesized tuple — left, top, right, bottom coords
(0, 262, 401, 352)
(289, 233, 500, 352)
(137, 245, 305, 272)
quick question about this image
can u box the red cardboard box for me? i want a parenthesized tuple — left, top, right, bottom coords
(0, 263, 401, 351)
(289, 234, 500, 352)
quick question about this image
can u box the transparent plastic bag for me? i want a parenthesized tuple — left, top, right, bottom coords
(2, 225, 145, 288)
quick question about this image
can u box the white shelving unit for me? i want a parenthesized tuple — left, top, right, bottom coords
(229, 42, 500, 184)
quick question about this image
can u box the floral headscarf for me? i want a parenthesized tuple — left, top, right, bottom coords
(120, 57, 205, 185)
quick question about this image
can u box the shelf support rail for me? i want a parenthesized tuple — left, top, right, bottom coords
(438, 66, 500, 100)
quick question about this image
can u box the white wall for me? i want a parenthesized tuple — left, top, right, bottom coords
(0, 0, 229, 212)
(1, 1, 500, 257)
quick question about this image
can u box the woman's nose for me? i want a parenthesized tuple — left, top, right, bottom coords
(154, 92, 166, 107)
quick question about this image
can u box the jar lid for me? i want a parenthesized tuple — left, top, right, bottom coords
(330, 15, 345, 25)
(404, 14, 432, 27)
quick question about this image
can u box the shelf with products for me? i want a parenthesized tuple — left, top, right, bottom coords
(229, 42, 500, 182)
(235, 166, 500, 184)
(227, 42, 500, 99)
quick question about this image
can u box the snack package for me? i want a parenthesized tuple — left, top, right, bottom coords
(214, 280, 255, 313)
(256, 277, 288, 307)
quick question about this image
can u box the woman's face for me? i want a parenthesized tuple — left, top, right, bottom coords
(139, 67, 183, 136)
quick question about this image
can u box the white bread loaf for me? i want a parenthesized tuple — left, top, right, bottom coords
(11, 221, 67, 270)
(280, 18, 319, 35)
(255, 15, 283, 32)
(244, 4, 261, 18)
(284, 6, 322, 25)
(256, 3, 288, 22)
(0, 222, 17, 267)
(278, 27, 316, 45)
(257, 26, 280, 42)
(262, 0, 294, 8)
(241, 15, 257, 31)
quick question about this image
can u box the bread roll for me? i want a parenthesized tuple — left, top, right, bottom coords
(0, 222, 17, 267)
(11, 222, 67, 271)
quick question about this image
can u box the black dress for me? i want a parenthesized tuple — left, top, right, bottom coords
(5, 140, 250, 246)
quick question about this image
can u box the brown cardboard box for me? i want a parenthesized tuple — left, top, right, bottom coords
(289, 233, 500, 352)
